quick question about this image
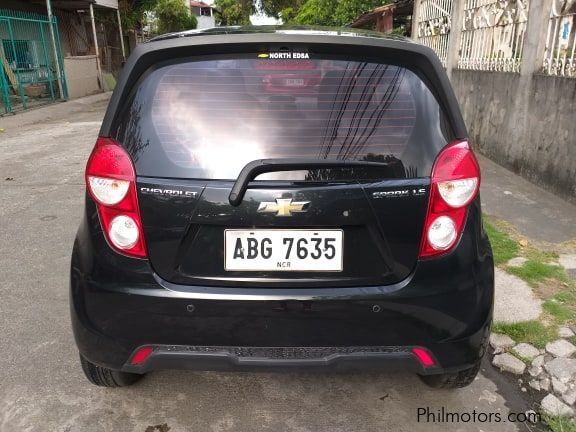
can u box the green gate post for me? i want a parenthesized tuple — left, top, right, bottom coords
(6, 18, 26, 110)
(52, 15, 67, 99)
(0, 19, 12, 113)
(0, 61, 11, 113)
(38, 22, 55, 101)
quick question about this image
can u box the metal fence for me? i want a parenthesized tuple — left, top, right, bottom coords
(458, 0, 529, 72)
(543, 0, 576, 77)
(415, 0, 453, 66)
(0, 9, 67, 114)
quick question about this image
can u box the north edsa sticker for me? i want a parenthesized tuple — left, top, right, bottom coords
(258, 52, 310, 59)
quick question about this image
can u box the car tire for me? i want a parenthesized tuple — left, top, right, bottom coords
(79, 354, 143, 387)
(418, 359, 481, 389)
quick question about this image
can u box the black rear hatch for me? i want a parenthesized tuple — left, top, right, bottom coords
(111, 44, 455, 287)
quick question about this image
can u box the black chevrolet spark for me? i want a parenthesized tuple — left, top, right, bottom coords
(71, 27, 494, 388)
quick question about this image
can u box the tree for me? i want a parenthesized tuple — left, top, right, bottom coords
(288, 0, 391, 26)
(205, 0, 392, 28)
(260, 0, 305, 19)
(214, 0, 253, 26)
(118, 0, 159, 31)
(154, 0, 198, 33)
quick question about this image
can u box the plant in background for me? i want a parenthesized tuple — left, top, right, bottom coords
(154, 0, 198, 33)
(260, 0, 305, 20)
(286, 0, 390, 26)
(118, 0, 159, 31)
(214, 0, 254, 26)
(213, 0, 395, 29)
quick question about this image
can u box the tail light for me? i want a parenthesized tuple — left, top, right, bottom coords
(411, 347, 436, 368)
(130, 346, 154, 365)
(85, 137, 147, 258)
(419, 140, 480, 258)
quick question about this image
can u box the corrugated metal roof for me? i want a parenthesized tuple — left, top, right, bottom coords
(190, 1, 213, 8)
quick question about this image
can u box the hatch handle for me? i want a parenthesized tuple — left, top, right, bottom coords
(229, 158, 389, 206)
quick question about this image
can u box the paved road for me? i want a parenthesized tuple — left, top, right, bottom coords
(0, 97, 529, 432)
(479, 155, 576, 244)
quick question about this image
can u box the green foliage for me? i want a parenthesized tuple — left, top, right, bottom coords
(287, 0, 389, 26)
(483, 221, 519, 266)
(119, 0, 159, 31)
(544, 290, 576, 323)
(261, 0, 305, 19)
(214, 0, 392, 27)
(507, 260, 569, 287)
(154, 0, 197, 33)
(214, 0, 253, 26)
(544, 416, 576, 432)
(492, 321, 557, 349)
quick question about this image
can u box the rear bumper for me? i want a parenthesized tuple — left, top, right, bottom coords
(70, 200, 494, 374)
(122, 345, 445, 374)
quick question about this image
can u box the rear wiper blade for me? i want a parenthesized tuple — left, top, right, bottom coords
(229, 158, 390, 206)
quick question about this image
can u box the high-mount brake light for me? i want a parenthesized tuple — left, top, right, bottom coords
(85, 137, 147, 258)
(419, 140, 480, 258)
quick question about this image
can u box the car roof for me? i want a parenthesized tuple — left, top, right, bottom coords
(149, 25, 412, 44)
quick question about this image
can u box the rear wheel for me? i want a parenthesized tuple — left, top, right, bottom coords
(419, 359, 482, 389)
(79, 354, 143, 387)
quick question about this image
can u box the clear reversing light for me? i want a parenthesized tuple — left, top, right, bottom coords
(88, 176, 130, 206)
(108, 215, 140, 250)
(437, 178, 479, 208)
(427, 215, 457, 251)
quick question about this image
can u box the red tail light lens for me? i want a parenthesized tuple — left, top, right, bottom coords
(411, 347, 436, 368)
(419, 140, 480, 258)
(130, 346, 154, 365)
(85, 137, 147, 258)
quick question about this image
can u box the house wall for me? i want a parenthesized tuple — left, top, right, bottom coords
(58, 11, 92, 57)
(451, 71, 576, 204)
(64, 55, 100, 99)
(196, 15, 215, 29)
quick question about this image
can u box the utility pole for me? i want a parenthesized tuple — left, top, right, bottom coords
(117, 8, 126, 61)
(45, 0, 65, 99)
(90, 3, 104, 90)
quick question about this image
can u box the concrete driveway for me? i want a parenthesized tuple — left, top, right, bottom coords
(0, 96, 529, 432)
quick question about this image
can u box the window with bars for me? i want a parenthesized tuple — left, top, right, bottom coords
(543, 0, 576, 77)
(1, 39, 33, 69)
(457, 0, 529, 73)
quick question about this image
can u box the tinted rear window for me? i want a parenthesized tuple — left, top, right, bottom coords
(114, 54, 453, 180)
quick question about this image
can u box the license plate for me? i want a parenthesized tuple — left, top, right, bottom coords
(224, 229, 343, 272)
(284, 78, 305, 86)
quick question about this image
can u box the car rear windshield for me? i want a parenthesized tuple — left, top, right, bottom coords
(113, 53, 453, 181)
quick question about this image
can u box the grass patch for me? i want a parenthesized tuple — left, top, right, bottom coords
(545, 300, 575, 323)
(484, 221, 519, 266)
(526, 248, 560, 262)
(544, 290, 576, 324)
(507, 260, 569, 287)
(493, 321, 557, 349)
(544, 416, 576, 432)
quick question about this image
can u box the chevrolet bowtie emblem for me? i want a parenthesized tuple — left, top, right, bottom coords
(257, 198, 310, 216)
